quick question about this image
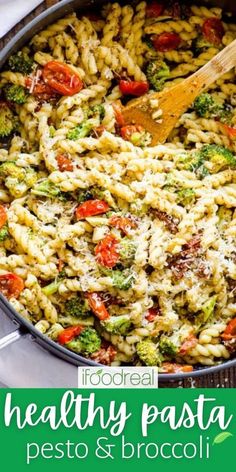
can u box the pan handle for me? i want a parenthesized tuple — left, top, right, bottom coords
(0, 328, 27, 350)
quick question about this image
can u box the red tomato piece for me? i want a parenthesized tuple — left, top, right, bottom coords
(42, 61, 83, 96)
(0, 205, 7, 229)
(58, 325, 83, 345)
(146, 2, 164, 18)
(119, 80, 149, 97)
(56, 154, 73, 172)
(179, 334, 197, 355)
(145, 307, 160, 322)
(222, 124, 236, 140)
(75, 200, 109, 220)
(121, 124, 144, 141)
(202, 18, 224, 45)
(112, 101, 125, 127)
(25, 77, 56, 99)
(109, 215, 137, 235)
(95, 233, 119, 268)
(162, 362, 193, 373)
(222, 318, 236, 341)
(0, 273, 24, 299)
(86, 292, 110, 320)
(152, 32, 181, 51)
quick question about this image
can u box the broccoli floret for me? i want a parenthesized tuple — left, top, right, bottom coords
(0, 161, 37, 197)
(136, 339, 162, 366)
(159, 336, 177, 358)
(67, 121, 93, 140)
(0, 225, 9, 241)
(193, 36, 212, 53)
(42, 280, 61, 296)
(31, 179, 61, 198)
(66, 327, 101, 355)
(0, 102, 16, 138)
(112, 269, 135, 290)
(146, 60, 170, 91)
(101, 315, 132, 335)
(65, 296, 90, 317)
(76, 189, 94, 203)
(201, 295, 217, 323)
(119, 238, 137, 266)
(4, 84, 28, 105)
(194, 93, 232, 124)
(200, 144, 236, 173)
(88, 104, 105, 121)
(0, 161, 24, 179)
(177, 152, 209, 178)
(8, 52, 34, 74)
(177, 188, 196, 206)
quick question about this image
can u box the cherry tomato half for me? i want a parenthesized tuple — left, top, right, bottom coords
(145, 307, 160, 322)
(42, 61, 83, 96)
(146, 2, 164, 18)
(152, 32, 181, 51)
(121, 124, 144, 141)
(109, 215, 137, 235)
(162, 362, 193, 373)
(58, 325, 83, 345)
(86, 292, 110, 320)
(222, 124, 236, 140)
(56, 154, 73, 172)
(25, 77, 56, 99)
(0, 205, 7, 229)
(95, 233, 119, 268)
(75, 200, 109, 220)
(179, 334, 197, 355)
(119, 80, 149, 97)
(222, 318, 236, 341)
(202, 18, 224, 45)
(0, 273, 24, 299)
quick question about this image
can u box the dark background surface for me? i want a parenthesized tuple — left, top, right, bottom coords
(0, 0, 235, 388)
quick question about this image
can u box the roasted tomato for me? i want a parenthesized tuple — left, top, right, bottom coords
(42, 61, 83, 96)
(25, 76, 56, 99)
(222, 124, 236, 140)
(145, 307, 160, 322)
(75, 200, 109, 219)
(86, 292, 110, 320)
(202, 18, 224, 45)
(0, 273, 24, 299)
(119, 80, 149, 96)
(152, 32, 181, 51)
(95, 233, 119, 268)
(58, 326, 83, 344)
(222, 318, 236, 341)
(162, 362, 193, 373)
(109, 215, 137, 235)
(179, 335, 197, 355)
(56, 154, 73, 172)
(0, 205, 7, 229)
(112, 101, 125, 127)
(146, 2, 164, 18)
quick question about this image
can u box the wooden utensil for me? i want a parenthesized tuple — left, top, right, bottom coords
(122, 39, 236, 146)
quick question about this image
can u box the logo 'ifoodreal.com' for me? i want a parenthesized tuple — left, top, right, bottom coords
(78, 367, 158, 388)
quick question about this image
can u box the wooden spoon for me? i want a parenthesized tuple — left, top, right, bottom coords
(122, 39, 236, 146)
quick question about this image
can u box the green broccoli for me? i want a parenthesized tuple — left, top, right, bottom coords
(194, 93, 232, 123)
(159, 336, 177, 358)
(65, 296, 91, 317)
(88, 104, 105, 121)
(0, 225, 9, 242)
(67, 121, 93, 140)
(0, 102, 16, 138)
(101, 315, 132, 335)
(136, 339, 162, 366)
(31, 179, 61, 198)
(0, 161, 37, 197)
(8, 52, 34, 75)
(119, 238, 137, 266)
(66, 327, 101, 355)
(111, 269, 135, 290)
(4, 84, 29, 105)
(176, 188, 196, 206)
(201, 295, 217, 323)
(76, 189, 94, 203)
(177, 152, 209, 178)
(193, 35, 212, 53)
(199, 144, 236, 173)
(146, 59, 170, 91)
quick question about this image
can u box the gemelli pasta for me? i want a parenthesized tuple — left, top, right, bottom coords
(0, 1, 236, 372)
